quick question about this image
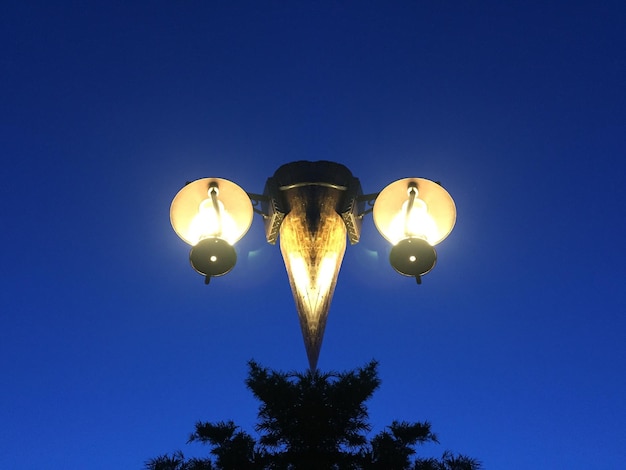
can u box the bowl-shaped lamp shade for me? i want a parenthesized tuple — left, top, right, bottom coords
(170, 178, 253, 246)
(373, 178, 456, 246)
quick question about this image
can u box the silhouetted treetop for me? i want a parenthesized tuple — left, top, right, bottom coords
(247, 360, 379, 454)
(145, 361, 481, 470)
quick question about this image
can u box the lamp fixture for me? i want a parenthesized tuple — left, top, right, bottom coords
(372, 177, 456, 283)
(170, 161, 456, 368)
(170, 177, 253, 283)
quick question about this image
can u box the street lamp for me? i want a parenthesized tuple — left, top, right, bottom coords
(373, 178, 456, 283)
(170, 177, 253, 282)
(170, 161, 456, 369)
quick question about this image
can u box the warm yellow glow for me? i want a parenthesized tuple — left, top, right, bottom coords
(386, 193, 438, 245)
(287, 253, 341, 322)
(188, 190, 239, 245)
(373, 177, 456, 247)
(279, 192, 347, 370)
(170, 177, 253, 246)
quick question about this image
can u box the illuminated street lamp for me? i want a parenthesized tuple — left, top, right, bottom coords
(170, 178, 253, 283)
(170, 161, 456, 369)
(373, 178, 456, 283)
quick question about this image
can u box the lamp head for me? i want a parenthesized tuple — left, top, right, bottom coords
(170, 177, 253, 246)
(170, 177, 252, 282)
(373, 178, 456, 246)
(373, 178, 455, 281)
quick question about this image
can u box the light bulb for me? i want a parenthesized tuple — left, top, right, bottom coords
(387, 185, 438, 245)
(373, 177, 456, 247)
(188, 187, 238, 245)
(170, 177, 254, 248)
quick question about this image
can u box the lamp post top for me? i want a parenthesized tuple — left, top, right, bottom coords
(170, 160, 456, 369)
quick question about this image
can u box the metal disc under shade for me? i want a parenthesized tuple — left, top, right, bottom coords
(170, 177, 253, 246)
(389, 238, 437, 277)
(373, 177, 456, 246)
(189, 238, 237, 277)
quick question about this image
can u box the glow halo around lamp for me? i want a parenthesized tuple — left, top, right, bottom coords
(373, 177, 456, 246)
(170, 177, 253, 246)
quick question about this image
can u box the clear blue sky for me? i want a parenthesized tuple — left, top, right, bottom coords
(1, 1, 625, 468)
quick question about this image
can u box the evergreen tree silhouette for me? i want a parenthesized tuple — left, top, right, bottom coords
(145, 361, 481, 470)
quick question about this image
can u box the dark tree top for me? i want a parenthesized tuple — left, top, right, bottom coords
(145, 361, 481, 470)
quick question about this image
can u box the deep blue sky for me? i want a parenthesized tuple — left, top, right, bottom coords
(1, 2, 625, 468)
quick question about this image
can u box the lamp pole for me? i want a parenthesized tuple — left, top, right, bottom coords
(170, 160, 456, 369)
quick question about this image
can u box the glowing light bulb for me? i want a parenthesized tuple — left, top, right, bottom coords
(170, 177, 253, 251)
(373, 177, 456, 248)
(188, 187, 238, 245)
(387, 185, 438, 245)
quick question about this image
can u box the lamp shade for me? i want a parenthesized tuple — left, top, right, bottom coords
(170, 177, 253, 246)
(373, 178, 456, 246)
